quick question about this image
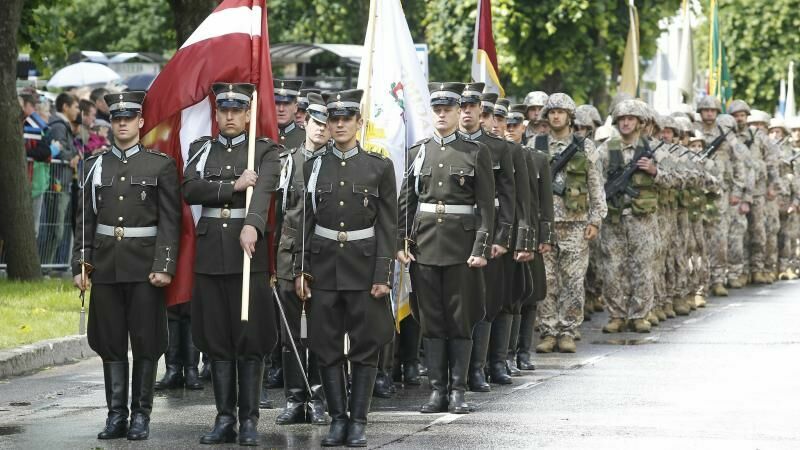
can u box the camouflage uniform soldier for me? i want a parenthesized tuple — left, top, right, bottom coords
(523, 91, 549, 143)
(532, 93, 607, 353)
(769, 119, 800, 279)
(695, 97, 747, 296)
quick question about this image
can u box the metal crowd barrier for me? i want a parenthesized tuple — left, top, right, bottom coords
(0, 158, 75, 271)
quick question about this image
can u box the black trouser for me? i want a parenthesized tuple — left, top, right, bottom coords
(278, 279, 321, 386)
(88, 282, 168, 361)
(308, 289, 394, 368)
(410, 263, 485, 339)
(191, 273, 278, 360)
(482, 257, 506, 322)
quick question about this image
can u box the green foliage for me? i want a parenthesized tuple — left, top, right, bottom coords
(0, 279, 82, 349)
(717, 0, 800, 112)
(19, 0, 175, 76)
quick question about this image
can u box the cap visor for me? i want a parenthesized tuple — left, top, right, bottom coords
(329, 109, 358, 117)
(309, 111, 328, 124)
(111, 110, 139, 118)
(217, 99, 249, 109)
(431, 98, 458, 107)
(274, 95, 296, 103)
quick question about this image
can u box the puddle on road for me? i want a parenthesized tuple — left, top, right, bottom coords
(591, 337, 659, 345)
(0, 425, 24, 436)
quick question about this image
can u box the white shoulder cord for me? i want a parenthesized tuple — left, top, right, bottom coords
(413, 142, 427, 196)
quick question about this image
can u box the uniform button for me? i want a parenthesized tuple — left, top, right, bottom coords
(226, 165, 231, 170)
(118, 196, 124, 201)
(120, 176, 126, 181)
(123, 160, 128, 164)
(339, 201, 344, 206)
(281, 136, 285, 140)
(438, 163, 444, 167)
(437, 201, 443, 205)
(437, 218, 443, 223)
(438, 181, 443, 186)
(166, 247, 170, 251)
(224, 204, 229, 207)
(222, 223, 228, 228)
(340, 222, 345, 227)
(341, 161, 346, 167)
(339, 243, 344, 248)
(141, 181, 146, 185)
(231, 181, 235, 185)
(340, 181, 345, 186)
(118, 217, 123, 222)
(441, 147, 446, 151)
(227, 148, 232, 152)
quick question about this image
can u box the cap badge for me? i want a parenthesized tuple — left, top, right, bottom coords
(279, 89, 286, 96)
(119, 94, 124, 100)
(229, 84, 233, 90)
(336, 93, 341, 100)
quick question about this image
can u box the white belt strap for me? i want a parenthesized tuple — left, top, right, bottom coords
(314, 225, 375, 242)
(84, 155, 104, 215)
(201, 207, 246, 219)
(187, 140, 212, 178)
(307, 157, 323, 214)
(278, 154, 294, 213)
(96, 224, 157, 238)
(418, 203, 475, 214)
(413, 143, 427, 195)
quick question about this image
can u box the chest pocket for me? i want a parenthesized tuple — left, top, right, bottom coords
(353, 184, 379, 213)
(204, 167, 222, 179)
(314, 183, 333, 209)
(449, 166, 475, 190)
(418, 167, 432, 194)
(96, 175, 114, 206)
(131, 176, 158, 204)
(563, 154, 588, 212)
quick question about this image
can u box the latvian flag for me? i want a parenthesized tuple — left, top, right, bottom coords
(141, 0, 279, 306)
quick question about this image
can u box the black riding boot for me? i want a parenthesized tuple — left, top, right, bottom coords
(373, 340, 395, 398)
(199, 353, 211, 380)
(200, 361, 237, 444)
(506, 313, 522, 376)
(488, 314, 512, 385)
(468, 320, 491, 392)
(399, 317, 421, 385)
(127, 359, 156, 440)
(237, 359, 263, 446)
(259, 358, 274, 409)
(346, 364, 377, 447)
(307, 354, 328, 425)
(517, 306, 537, 370)
(447, 339, 472, 414)
(276, 348, 307, 424)
(154, 320, 183, 390)
(320, 365, 349, 447)
(97, 361, 129, 439)
(420, 338, 448, 413)
(181, 318, 203, 390)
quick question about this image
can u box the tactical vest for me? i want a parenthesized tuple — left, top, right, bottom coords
(535, 135, 588, 213)
(605, 138, 658, 222)
(688, 187, 704, 222)
(705, 192, 721, 218)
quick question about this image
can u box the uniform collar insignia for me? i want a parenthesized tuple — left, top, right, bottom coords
(301, 144, 327, 160)
(332, 144, 359, 160)
(111, 144, 140, 160)
(218, 132, 247, 147)
(280, 122, 296, 135)
(432, 131, 458, 146)
(460, 128, 483, 140)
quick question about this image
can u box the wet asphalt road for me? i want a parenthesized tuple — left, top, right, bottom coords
(1, 280, 799, 449)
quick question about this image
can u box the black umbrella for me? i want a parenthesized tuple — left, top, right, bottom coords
(123, 73, 157, 91)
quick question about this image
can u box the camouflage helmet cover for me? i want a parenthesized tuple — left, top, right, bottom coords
(747, 109, 771, 124)
(717, 113, 736, 131)
(573, 109, 594, 128)
(540, 93, 576, 119)
(696, 96, 722, 112)
(524, 91, 549, 107)
(576, 104, 603, 127)
(612, 99, 648, 124)
(727, 99, 751, 115)
(673, 116, 693, 134)
(660, 114, 679, 132)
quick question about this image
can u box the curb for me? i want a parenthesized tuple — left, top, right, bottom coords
(0, 335, 95, 379)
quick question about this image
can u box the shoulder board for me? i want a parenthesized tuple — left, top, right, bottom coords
(484, 132, 503, 142)
(85, 150, 107, 161)
(412, 138, 430, 148)
(257, 137, 277, 144)
(279, 147, 297, 158)
(145, 148, 170, 158)
(365, 150, 388, 160)
(191, 136, 212, 145)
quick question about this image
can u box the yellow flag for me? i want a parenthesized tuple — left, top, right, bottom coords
(619, 0, 639, 96)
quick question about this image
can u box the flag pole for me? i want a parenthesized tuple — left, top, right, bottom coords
(241, 90, 259, 322)
(359, 0, 378, 144)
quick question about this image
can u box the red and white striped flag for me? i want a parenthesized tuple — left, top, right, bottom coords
(141, 0, 279, 306)
(471, 0, 504, 96)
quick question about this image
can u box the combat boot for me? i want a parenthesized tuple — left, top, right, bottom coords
(557, 335, 576, 353)
(593, 296, 605, 312)
(673, 296, 690, 316)
(768, 272, 777, 283)
(420, 338, 448, 413)
(154, 320, 183, 390)
(583, 301, 592, 321)
(487, 315, 512, 384)
(694, 295, 707, 308)
(535, 335, 557, 352)
(687, 295, 697, 311)
(663, 303, 676, 319)
(752, 272, 768, 285)
(602, 318, 625, 334)
(632, 319, 651, 333)
(728, 277, 744, 289)
(128, 359, 156, 440)
(653, 306, 667, 321)
(574, 330, 582, 341)
(646, 311, 660, 326)
(711, 283, 728, 297)
(506, 314, 522, 377)
(97, 361, 129, 439)
(468, 320, 491, 391)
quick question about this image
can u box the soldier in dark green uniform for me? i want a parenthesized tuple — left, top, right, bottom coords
(72, 91, 181, 441)
(506, 103, 555, 370)
(398, 82, 495, 415)
(293, 89, 397, 447)
(183, 83, 281, 446)
(295, 88, 321, 128)
(275, 79, 307, 149)
(274, 93, 329, 426)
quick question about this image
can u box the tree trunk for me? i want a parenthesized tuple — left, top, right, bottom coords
(0, 0, 42, 280)
(168, 0, 221, 46)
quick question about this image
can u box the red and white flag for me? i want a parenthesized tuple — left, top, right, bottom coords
(471, 0, 504, 96)
(141, 0, 279, 306)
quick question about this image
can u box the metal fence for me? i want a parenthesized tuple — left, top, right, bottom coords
(0, 158, 75, 271)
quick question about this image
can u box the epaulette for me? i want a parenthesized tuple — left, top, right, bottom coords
(412, 138, 429, 148)
(365, 150, 388, 160)
(145, 148, 170, 158)
(85, 150, 107, 161)
(191, 136, 212, 145)
(279, 147, 297, 158)
(257, 137, 277, 144)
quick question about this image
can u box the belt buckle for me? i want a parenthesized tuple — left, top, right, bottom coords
(221, 208, 231, 219)
(435, 204, 445, 214)
(114, 226, 124, 240)
(337, 231, 348, 242)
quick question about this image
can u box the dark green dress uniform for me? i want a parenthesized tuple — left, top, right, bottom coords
(72, 91, 181, 441)
(275, 79, 307, 149)
(398, 82, 495, 415)
(294, 89, 397, 447)
(296, 88, 322, 125)
(274, 93, 328, 425)
(182, 83, 281, 446)
(458, 85, 516, 392)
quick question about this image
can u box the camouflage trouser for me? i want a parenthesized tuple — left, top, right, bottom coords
(692, 218, 708, 295)
(778, 208, 799, 271)
(707, 195, 729, 285)
(764, 199, 780, 272)
(655, 209, 672, 308)
(672, 208, 692, 299)
(745, 195, 767, 273)
(600, 214, 658, 320)
(584, 240, 602, 304)
(539, 222, 589, 338)
(727, 205, 748, 281)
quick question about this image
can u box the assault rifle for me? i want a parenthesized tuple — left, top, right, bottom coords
(604, 139, 655, 200)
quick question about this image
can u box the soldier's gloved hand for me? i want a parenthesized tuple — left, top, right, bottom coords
(239, 225, 258, 258)
(396, 250, 415, 265)
(72, 274, 90, 291)
(149, 272, 173, 287)
(584, 224, 599, 241)
(234, 169, 258, 192)
(491, 244, 508, 259)
(371, 284, 391, 299)
(538, 243, 552, 254)
(295, 276, 312, 300)
(467, 256, 487, 268)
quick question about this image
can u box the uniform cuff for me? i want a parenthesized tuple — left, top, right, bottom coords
(152, 244, 177, 275)
(539, 221, 555, 245)
(373, 257, 394, 286)
(494, 222, 513, 249)
(471, 230, 491, 259)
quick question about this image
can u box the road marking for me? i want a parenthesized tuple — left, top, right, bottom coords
(430, 413, 462, 426)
